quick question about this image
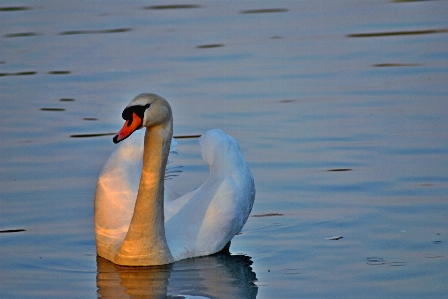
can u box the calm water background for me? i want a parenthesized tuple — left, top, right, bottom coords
(1, 1, 448, 298)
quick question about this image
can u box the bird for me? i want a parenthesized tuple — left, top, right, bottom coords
(94, 93, 255, 266)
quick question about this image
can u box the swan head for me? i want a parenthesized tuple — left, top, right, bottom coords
(113, 93, 172, 144)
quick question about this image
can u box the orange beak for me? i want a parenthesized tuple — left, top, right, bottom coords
(113, 112, 142, 144)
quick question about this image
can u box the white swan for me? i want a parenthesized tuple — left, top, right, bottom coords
(94, 93, 255, 266)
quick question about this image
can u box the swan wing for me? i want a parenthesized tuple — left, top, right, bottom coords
(95, 130, 179, 250)
(165, 129, 255, 261)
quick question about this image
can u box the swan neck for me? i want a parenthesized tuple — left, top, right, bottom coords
(115, 121, 174, 266)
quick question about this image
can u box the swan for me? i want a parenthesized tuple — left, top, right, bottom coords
(94, 93, 255, 266)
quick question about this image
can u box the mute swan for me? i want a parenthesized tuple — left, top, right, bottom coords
(94, 93, 255, 266)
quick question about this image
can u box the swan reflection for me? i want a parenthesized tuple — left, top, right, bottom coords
(97, 251, 258, 298)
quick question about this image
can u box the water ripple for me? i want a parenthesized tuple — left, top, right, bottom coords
(0, 71, 37, 77)
(196, 44, 224, 49)
(144, 4, 201, 10)
(240, 8, 288, 14)
(40, 108, 65, 112)
(0, 6, 30, 11)
(373, 63, 423, 67)
(366, 257, 406, 266)
(4, 32, 40, 38)
(347, 28, 448, 38)
(59, 28, 132, 35)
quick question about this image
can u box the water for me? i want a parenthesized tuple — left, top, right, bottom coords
(1, 1, 448, 298)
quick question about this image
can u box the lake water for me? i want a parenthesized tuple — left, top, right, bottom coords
(1, 1, 448, 298)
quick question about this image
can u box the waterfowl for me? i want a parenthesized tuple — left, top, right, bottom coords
(94, 93, 255, 266)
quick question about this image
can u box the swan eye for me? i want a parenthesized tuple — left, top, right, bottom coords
(122, 104, 151, 123)
(122, 107, 133, 121)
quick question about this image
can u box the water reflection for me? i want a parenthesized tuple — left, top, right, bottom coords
(97, 252, 258, 298)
